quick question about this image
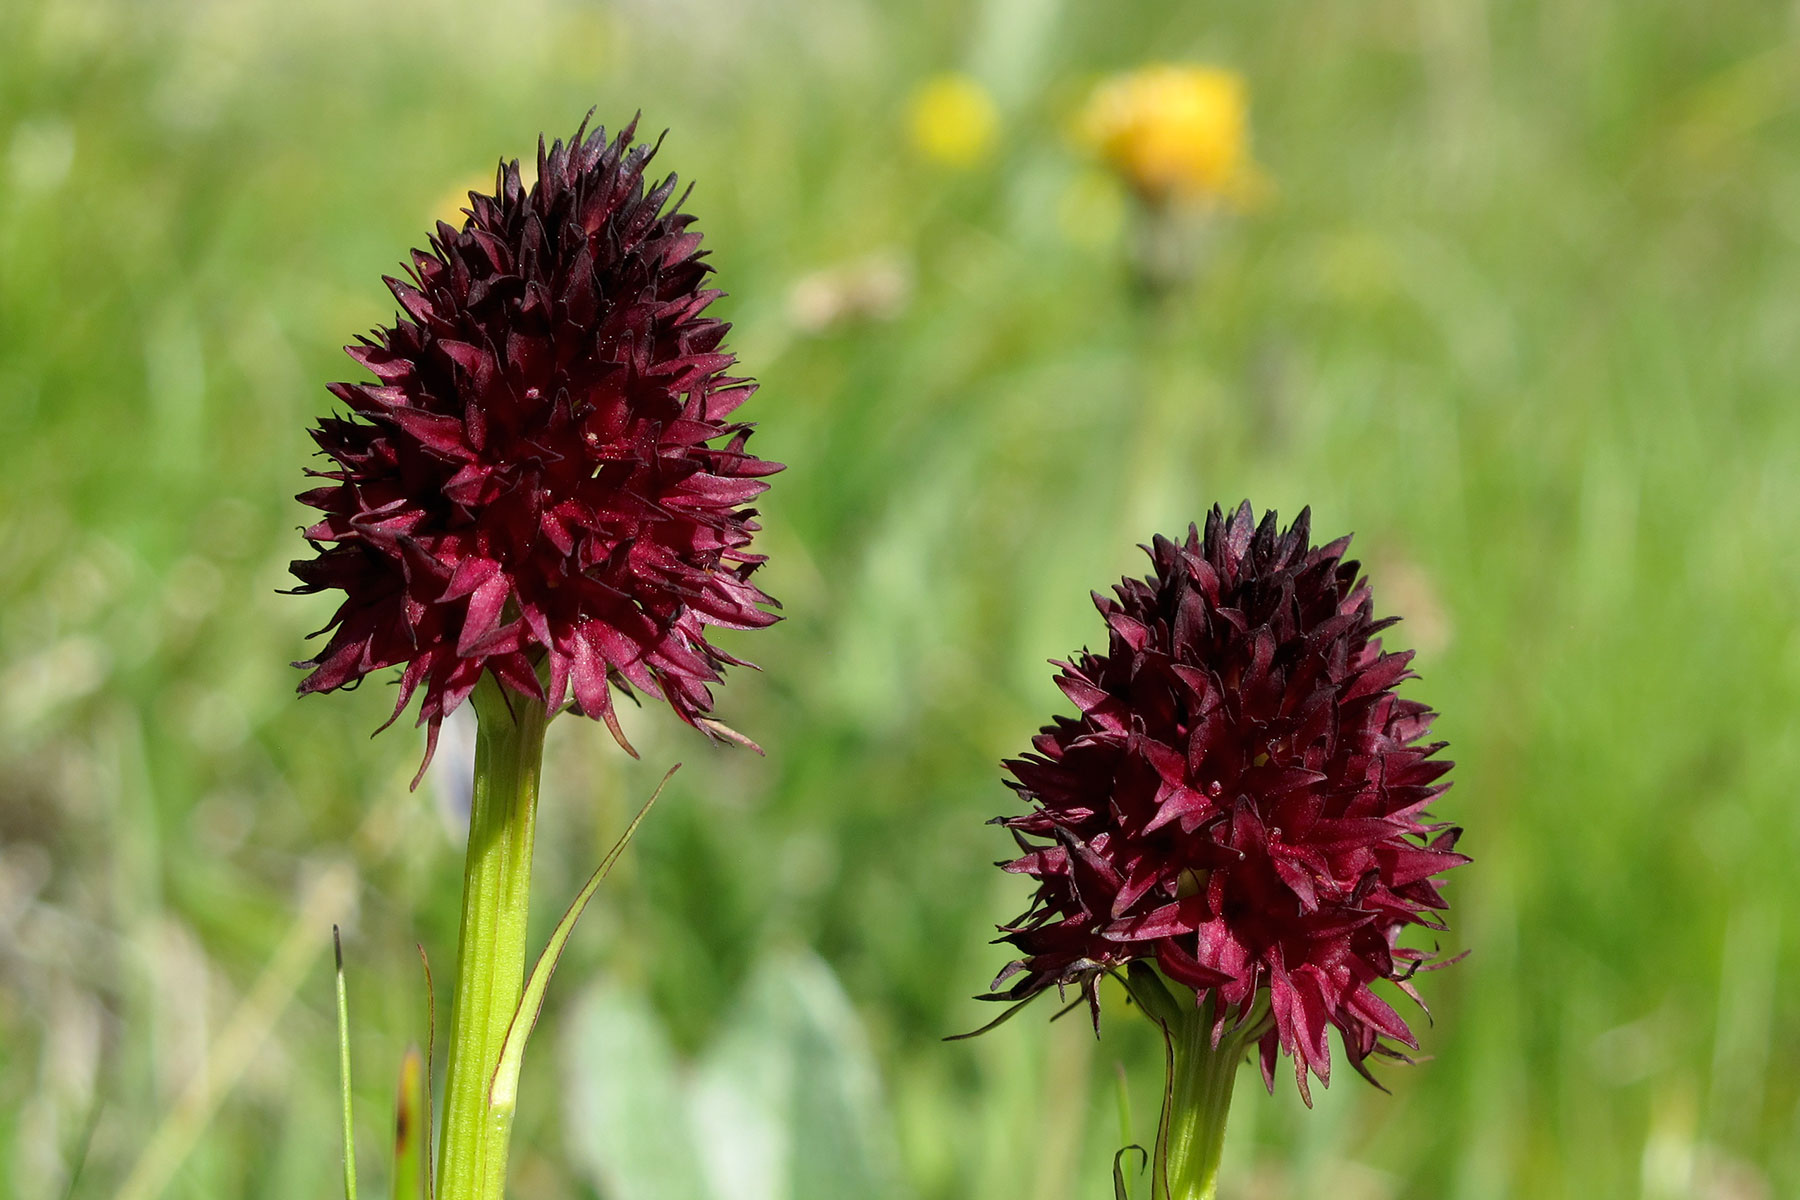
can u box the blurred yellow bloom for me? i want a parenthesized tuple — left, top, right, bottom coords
(432, 163, 536, 230)
(433, 178, 488, 230)
(1078, 65, 1267, 207)
(907, 74, 999, 169)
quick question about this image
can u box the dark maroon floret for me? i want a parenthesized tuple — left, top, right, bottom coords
(290, 116, 780, 775)
(987, 503, 1464, 1102)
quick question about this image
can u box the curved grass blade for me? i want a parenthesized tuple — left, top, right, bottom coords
(487, 764, 679, 1115)
(1113, 1145, 1146, 1200)
(942, 989, 1051, 1041)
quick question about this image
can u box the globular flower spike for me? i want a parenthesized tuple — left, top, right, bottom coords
(988, 503, 1465, 1103)
(290, 115, 781, 775)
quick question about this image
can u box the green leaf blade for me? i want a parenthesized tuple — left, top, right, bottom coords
(487, 765, 678, 1116)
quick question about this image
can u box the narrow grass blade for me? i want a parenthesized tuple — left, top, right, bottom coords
(415, 946, 436, 1200)
(335, 926, 358, 1200)
(1115, 1060, 1134, 1156)
(487, 765, 678, 1114)
(1113, 1038, 1140, 1200)
(392, 1046, 424, 1200)
(57, 1098, 102, 1200)
(114, 864, 355, 1200)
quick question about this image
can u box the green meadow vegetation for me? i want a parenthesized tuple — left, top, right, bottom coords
(3, 1, 1799, 1197)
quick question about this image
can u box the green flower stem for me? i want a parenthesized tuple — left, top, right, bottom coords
(436, 675, 550, 1200)
(1151, 1006, 1241, 1200)
(1126, 963, 1264, 1200)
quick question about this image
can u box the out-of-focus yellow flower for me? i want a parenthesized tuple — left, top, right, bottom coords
(907, 73, 999, 169)
(1077, 64, 1267, 207)
(432, 163, 537, 230)
(433, 178, 487, 230)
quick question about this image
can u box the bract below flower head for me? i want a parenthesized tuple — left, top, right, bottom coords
(987, 503, 1465, 1103)
(290, 115, 781, 777)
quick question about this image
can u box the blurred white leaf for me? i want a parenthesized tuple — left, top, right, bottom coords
(563, 950, 905, 1200)
(562, 982, 711, 1200)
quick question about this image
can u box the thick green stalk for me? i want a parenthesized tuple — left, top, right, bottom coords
(436, 676, 549, 1200)
(1150, 1007, 1241, 1200)
(1125, 963, 1261, 1200)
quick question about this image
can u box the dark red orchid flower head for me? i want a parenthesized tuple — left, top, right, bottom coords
(986, 503, 1465, 1103)
(289, 115, 780, 776)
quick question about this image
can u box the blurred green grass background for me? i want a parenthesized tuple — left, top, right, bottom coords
(4, 0, 1800, 1197)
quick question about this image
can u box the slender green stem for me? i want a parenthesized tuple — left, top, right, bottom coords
(335, 927, 358, 1200)
(435, 676, 549, 1200)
